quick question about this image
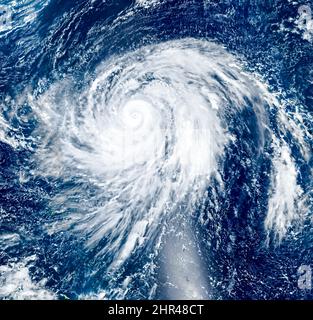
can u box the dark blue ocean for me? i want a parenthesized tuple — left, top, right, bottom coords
(0, 0, 312, 300)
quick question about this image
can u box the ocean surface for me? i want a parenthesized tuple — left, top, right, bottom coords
(0, 0, 312, 300)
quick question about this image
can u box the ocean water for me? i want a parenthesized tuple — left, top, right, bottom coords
(0, 0, 312, 300)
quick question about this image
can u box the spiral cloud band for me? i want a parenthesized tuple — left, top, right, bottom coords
(1, 27, 311, 298)
(26, 38, 304, 269)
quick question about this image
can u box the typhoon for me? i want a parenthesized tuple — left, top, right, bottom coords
(0, 0, 312, 300)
